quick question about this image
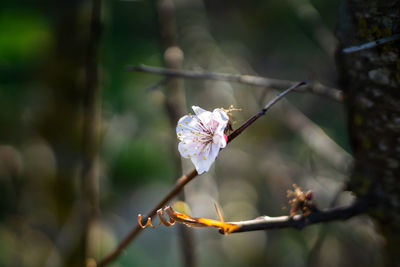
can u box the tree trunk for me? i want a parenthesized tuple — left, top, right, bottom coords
(38, 0, 99, 265)
(336, 1, 400, 266)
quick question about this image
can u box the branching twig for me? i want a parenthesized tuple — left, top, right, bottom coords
(126, 64, 343, 102)
(96, 81, 306, 267)
(228, 199, 368, 233)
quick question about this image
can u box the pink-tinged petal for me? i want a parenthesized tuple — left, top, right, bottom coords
(196, 110, 214, 127)
(213, 108, 229, 133)
(213, 108, 229, 123)
(178, 141, 201, 159)
(213, 133, 227, 148)
(176, 115, 198, 134)
(176, 106, 228, 174)
(192, 106, 207, 116)
(177, 116, 207, 142)
(206, 119, 219, 132)
(190, 143, 220, 174)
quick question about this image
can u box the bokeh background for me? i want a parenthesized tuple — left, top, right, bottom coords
(0, 0, 384, 266)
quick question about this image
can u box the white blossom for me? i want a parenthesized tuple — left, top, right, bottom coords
(176, 106, 229, 174)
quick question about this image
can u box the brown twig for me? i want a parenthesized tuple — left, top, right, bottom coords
(96, 81, 306, 266)
(227, 199, 368, 233)
(126, 64, 342, 101)
(97, 169, 198, 267)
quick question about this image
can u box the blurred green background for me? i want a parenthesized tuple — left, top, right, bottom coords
(0, 0, 383, 266)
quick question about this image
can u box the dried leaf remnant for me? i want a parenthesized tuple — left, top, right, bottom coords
(287, 184, 317, 216)
(138, 204, 240, 234)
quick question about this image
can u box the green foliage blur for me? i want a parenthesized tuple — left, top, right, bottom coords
(0, 0, 383, 266)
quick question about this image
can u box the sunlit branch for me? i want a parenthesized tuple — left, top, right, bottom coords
(342, 33, 400, 53)
(96, 81, 306, 267)
(126, 64, 342, 101)
(228, 199, 368, 233)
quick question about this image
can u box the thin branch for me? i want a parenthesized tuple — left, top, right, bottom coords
(227, 81, 306, 143)
(82, 0, 101, 216)
(97, 169, 198, 267)
(228, 199, 368, 233)
(81, 0, 101, 263)
(126, 64, 343, 102)
(96, 81, 307, 267)
(155, 0, 195, 265)
(342, 33, 400, 53)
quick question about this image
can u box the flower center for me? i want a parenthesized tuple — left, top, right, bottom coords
(194, 118, 217, 145)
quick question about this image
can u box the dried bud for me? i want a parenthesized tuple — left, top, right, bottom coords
(286, 185, 317, 217)
(305, 190, 313, 200)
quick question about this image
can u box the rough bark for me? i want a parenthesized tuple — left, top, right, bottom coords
(336, 1, 400, 266)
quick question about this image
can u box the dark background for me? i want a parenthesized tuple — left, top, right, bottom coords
(0, 0, 383, 266)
